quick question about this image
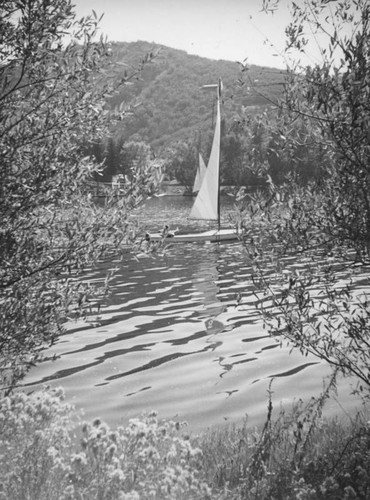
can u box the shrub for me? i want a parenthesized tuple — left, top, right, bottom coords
(0, 389, 211, 500)
(0, 387, 73, 500)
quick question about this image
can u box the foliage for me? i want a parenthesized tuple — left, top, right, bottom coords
(0, 0, 160, 392)
(164, 138, 200, 191)
(83, 137, 153, 182)
(105, 136, 125, 181)
(1, 387, 370, 500)
(119, 140, 153, 179)
(101, 42, 326, 188)
(223, 116, 270, 187)
(265, 0, 370, 258)
(237, 0, 370, 400)
(249, 226, 370, 397)
(165, 112, 317, 189)
(0, 389, 211, 500)
(0, 388, 73, 500)
(105, 41, 286, 149)
(202, 386, 370, 500)
(64, 415, 210, 500)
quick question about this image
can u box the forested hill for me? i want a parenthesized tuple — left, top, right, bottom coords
(107, 41, 285, 150)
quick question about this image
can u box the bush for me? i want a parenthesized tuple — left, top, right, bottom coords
(0, 389, 211, 500)
(0, 0, 160, 391)
(0, 388, 73, 500)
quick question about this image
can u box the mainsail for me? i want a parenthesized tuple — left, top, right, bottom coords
(190, 79, 222, 221)
(192, 153, 207, 193)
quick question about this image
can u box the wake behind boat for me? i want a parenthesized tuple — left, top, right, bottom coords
(148, 78, 239, 244)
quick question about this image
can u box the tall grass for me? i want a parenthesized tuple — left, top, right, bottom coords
(0, 386, 369, 499)
(200, 395, 370, 499)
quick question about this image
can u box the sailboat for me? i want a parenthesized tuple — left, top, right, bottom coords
(149, 78, 239, 243)
(192, 153, 207, 194)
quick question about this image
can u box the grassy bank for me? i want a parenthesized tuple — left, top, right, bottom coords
(0, 387, 369, 499)
(199, 400, 370, 499)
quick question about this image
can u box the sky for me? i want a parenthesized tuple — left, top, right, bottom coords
(71, 0, 306, 69)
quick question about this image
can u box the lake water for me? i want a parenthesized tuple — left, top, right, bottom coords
(24, 196, 363, 431)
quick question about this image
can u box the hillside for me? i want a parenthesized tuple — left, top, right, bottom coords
(106, 41, 286, 151)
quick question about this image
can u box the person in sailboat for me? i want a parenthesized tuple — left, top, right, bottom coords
(162, 225, 169, 237)
(139, 232, 151, 251)
(161, 225, 179, 238)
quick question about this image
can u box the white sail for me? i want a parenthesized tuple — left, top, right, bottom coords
(190, 81, 221, 220)
(193, 153, 207, 193)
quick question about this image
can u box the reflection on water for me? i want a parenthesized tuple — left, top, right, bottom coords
(23, 197, 362, 430)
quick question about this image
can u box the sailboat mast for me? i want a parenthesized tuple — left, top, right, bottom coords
(217, 78, 222, 231)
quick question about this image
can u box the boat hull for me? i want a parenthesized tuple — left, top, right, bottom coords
(149, 228, 239, 243)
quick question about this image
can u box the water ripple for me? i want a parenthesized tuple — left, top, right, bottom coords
(23, 197, 365, 430)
